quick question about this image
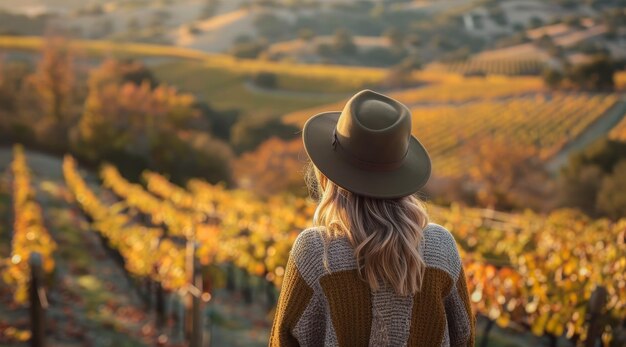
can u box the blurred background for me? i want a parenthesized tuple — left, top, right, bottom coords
(0, 0, 625, 346)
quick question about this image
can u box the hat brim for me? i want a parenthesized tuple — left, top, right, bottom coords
(302, 111, 431, 199)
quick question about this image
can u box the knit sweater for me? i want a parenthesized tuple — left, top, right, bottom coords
(269, 222, 475, 347)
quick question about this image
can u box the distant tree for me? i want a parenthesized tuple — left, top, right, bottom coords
(543, 55, 616, 91)
(254, 13, 289, 39)
(74, 60, 201, 165)
(488, 7, 508, 26)
(559, 164, 603, 213)
(543, 68, 564, 89)
(233, 137, 307, 196)
(230, 116, 299, 154)
(100, 18, 114, 37)
(604, 23, 617, 40)
(603, 7, 626, 28)
(0, 59, 5, 88)
(572, 41, 608, 56)
(432, 35, 454, 51)
(183, 24, 201, 36)
(369, 3, 385, 19)
(169, 130, 234, 184)
(88, 58, 158, 89)
(440, 47, 471, 63)
(333, 28, 357, 55)
(536, 34, 555, 49)
(316, 43, 334, 57)
(0, 59, 13, 137)
(235, 34, 253, 44)
(383, 27, 405, 49)
(597, 161, 626, 219)
(229, 39, 266, 59)
(253, 72, 277, 89)
(463, 137, 550, 210)
(529, 16, 544, 28)
(569, 55, 615, 90)
(554, 0, 579, 9)
(399, 54, 422, 70)
(149, 10, 171, 29)
(512, 23, 525, 32)
(127, 17, 141, 32)
(494, 32, 530, 48)
(75, 4, 104, 16)
(364, 47, 406, 67)
(406, 33, 421, 47)
(0, 60, 35, 142)
(0, 61, 34, 130)
(558, 139, 626, 218)
(27, 37, 76, 125)
(198, 0, 221, 20)
(194, 101, 239, 141)
(563, 15, 583, 28)
(298, 28, 315, 42)
(384, 55, 420, 87)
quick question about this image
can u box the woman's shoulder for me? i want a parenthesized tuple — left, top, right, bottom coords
(289, 227, 357, 284)
(422, 222, 457, 248)
(421, 222, 462, 281)
(291, 227, 326, 259)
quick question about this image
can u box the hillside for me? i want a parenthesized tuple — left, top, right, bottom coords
(0, 35, 394, 120)
(265, 35, 391, 64)
(2, 146, 625, 346)
(283, 75, 626, 177)
(1, 0, 625, 71)
(169, 8, 256, 52)
(2, 2, 626, 346)
(0, 36, 393, 90)
(0, 147, 537, 347)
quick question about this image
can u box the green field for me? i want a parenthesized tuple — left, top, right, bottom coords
(0, 36, 384, 92)
(0, 35, 368, 119)
(153, 61, 348, 119)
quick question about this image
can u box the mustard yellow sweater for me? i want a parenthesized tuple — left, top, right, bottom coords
(269, 223, 475, 347)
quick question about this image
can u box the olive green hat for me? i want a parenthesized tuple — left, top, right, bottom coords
(302, 89, 431, 199)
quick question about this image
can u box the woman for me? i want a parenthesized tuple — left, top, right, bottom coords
(270, 90, 475, 347)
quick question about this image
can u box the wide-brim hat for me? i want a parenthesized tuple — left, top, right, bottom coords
(302, 89, 431, 199)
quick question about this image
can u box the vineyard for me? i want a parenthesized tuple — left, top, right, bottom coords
(427, 59, 546, 76)
(2, 145, 56, 305)
(1, 146, 623, 346)
(282, 76, 547, 126)
(609, 114, 626, 141)
(285, 92, 621, 177)
(409, 94, 619, 176)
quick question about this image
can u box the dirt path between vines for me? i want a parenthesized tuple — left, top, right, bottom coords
(0, 148, 157, 346)
(546, 97, 626, 173)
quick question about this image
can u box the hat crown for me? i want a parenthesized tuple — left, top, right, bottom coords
(356, 99, 398, 130)
(336, 90, 411, 167)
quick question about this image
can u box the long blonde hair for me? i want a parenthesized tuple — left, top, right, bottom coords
(306, 164, 429, 296)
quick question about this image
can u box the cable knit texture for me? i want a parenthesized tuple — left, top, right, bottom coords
(269, 223, 475, 347)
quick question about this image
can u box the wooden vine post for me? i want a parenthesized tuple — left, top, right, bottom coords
(29, 252, 46, 347)
(154, 234, 166, 331)
(184, 223, 204, 347)
(585, 286, 608, 347)
(191, 245, 203, 347)
(184, 228, 194, 342)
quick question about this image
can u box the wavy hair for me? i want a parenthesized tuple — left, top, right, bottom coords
(306, 164, 429, 296)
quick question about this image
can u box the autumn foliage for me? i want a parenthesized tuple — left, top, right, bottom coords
(233, 137, 308, 196)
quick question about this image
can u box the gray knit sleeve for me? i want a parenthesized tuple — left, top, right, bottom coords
(269, 231, 319, 347)
(439, 226, 475, 347)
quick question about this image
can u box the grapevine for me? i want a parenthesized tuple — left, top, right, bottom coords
(2, 145, 57, 304)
